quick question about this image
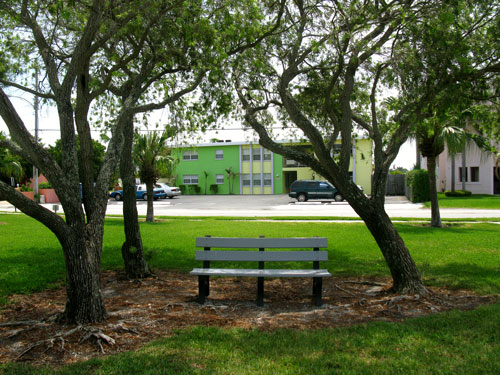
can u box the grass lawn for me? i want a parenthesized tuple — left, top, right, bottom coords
(423, 193, 500, 209)
(1, 214, 499, 374)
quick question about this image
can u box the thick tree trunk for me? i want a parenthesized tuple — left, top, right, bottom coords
(58, 226, 107, 324)
(427, 155, 442, 228)
(120, 118, 152, 278)
(361, 204, 427, 294)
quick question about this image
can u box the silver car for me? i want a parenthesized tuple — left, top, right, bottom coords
(155, 183, 182, 198)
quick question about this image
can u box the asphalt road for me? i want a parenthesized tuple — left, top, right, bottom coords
(3, 194, 497, 219)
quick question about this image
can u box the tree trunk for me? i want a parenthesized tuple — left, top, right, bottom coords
(451, 154, 456, 192)
(341, 182, 427, 294)
(57, 226, 107, 324)
(146, 182, 154, 222)
(120, 118, 152, 278)
(462, 144, 467, 191)
(359, 203, 427, 294)
(427, 155, 442, 228)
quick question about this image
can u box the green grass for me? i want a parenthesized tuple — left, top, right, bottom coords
(1, 213, 500, 374)
(1, 214, 500, 303)
(2, 304, 500, 374)
(423, 193, 500, 209)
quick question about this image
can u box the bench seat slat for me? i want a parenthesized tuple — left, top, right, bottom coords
(190, 268, 332, 278)
(195, 250, 329, 262)
(196, 237, 327, 249)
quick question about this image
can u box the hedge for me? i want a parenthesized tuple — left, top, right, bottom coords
(406, 169, 430, 203)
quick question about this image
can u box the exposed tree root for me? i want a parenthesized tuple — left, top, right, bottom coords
(80, 329, 115, 354)
(16, 325, 82, 361)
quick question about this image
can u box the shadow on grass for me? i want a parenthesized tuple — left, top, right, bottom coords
(3, 303, 499, 374)
(420, 262, 500, 293)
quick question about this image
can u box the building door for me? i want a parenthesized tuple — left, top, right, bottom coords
(284, 171, 297, 192)
(494, 167, 500, 195)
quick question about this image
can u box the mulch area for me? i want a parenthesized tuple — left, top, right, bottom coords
(0, 270, 497, 366)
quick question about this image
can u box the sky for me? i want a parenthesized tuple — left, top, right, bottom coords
(1, 95, 417, 170)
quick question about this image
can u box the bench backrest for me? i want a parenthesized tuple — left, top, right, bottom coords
(195, 236, 328, 263)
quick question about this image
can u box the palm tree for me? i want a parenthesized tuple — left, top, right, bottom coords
(133, 129, 174, 222)
(0, 139, 24, 183)
(416, 110, 489, 228)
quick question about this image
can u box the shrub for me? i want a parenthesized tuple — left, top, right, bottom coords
(444, 190, 472, 197)
(179, 185, 186, 194)
(209, 184, 218, 194)
(39, 182, 52, 189)
(406, 169, 430, 203)
(19, 184, 32, 192)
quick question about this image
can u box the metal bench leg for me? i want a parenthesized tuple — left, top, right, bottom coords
(198, 275, 209, 304)
(313, 277, 323, 307)
(257, 277, 264, 307)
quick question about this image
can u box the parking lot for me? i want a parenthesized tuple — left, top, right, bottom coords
(2, 194, 500, 219)
(102, 194, 500, 219)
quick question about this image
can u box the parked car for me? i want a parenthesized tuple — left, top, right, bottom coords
(109, 184, 167, 201)
(155, 183, 181, 198)
(289, 180, 344, 202)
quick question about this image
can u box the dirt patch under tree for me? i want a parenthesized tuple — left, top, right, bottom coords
(0, 270, 496, 365)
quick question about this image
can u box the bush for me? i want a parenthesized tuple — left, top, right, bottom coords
(179, 185, 186, 194)
(19, 184, 32, 192)
(444, 190, 472, 197)
(187, 185, 201, 195)
(38, 182, 52, 189)
(406, 169, 430, 203)
(209, 184, 218, 194)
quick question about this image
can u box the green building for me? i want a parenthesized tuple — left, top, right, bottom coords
(171, 139, 372, 195)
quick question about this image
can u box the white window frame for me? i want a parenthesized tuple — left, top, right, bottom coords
(183, 174, 199, 185)
(183, 150, 198, 161)
(215, 150, 224, 160)
(216, 174, 224, 184)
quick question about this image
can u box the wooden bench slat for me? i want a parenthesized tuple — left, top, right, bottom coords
(190, 268, 332, 278)
(196, 237, 328, 249)
(195, 250, 329, 262)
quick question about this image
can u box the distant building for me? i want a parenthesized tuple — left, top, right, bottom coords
(171, 139, 373, 195)
(435, 142, 500, 195)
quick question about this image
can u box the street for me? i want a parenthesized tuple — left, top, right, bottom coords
(2, 195, 500, 218)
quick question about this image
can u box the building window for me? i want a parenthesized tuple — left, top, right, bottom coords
(263, 148, 272, 161)
(253, 175, 261, 186)
(242, 174, 251, 186)
(215, 150, 223, 160)
(459, 167, 468, 182)
(216, 174, 224, 184)
(263, 173, 272, 186)
(242, 148, 250, 161)
(183, 175, 198, 185)
(252, 148, 261, 161)
(470, 167, 479, 182)
(183, 150, 198, 161)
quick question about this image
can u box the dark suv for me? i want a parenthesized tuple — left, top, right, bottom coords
(289, 180, 343, 202)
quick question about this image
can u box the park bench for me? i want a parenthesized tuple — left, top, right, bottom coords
(190, 236, 331, 306)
